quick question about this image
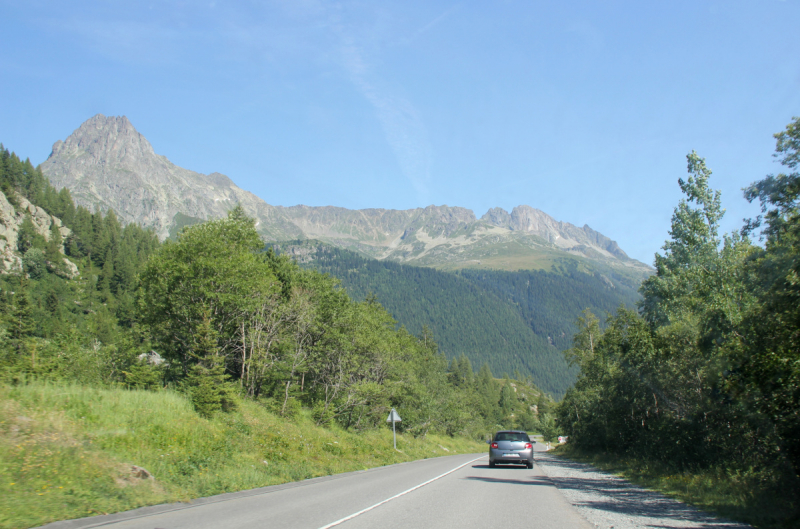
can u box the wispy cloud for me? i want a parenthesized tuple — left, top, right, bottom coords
(324, 6, 433, 203)
(337, 34, 432, 201)
(404, 5, 460, 45)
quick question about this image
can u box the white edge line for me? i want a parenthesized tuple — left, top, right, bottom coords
(317, 455, 486, 529)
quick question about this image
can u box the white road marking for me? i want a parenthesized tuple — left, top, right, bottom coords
(317, 455, 486, 529)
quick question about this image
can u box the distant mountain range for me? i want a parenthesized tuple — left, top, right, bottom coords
(41, 114, 652, 277)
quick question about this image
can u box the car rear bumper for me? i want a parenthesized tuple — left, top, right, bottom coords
(489, 449, 534, 465)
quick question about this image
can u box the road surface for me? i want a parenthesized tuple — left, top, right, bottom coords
(41, 443, 591, 529)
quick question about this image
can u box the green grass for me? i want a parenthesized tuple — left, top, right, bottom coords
(0, 382, 485, 529)
(551, 444, 800, 529)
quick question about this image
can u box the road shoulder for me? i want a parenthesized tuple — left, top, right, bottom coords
(535, 450, 753, 529)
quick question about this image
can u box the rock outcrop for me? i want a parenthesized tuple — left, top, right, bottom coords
(0, 189, 78, 277)
(0, 191, 22, 273)
(481, 206, 630, 261)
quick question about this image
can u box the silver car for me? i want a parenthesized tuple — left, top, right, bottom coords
(487, 430, 534, 468)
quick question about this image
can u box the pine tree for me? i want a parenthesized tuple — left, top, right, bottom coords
(9, 276, 35, 354)
(98, 248, 114, 299)
(186, 310, 238, 417)
(68, 206, 93, 258)
(45, 221, 65, 275)
(0, 286, 8, 318)
(56, 187, 75, 224)
(112, 237, 136, 294)
(17, 215, 44, 253)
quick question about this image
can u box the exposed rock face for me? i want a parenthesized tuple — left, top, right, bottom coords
(0, 191, 22, 273)
(482, 207, 513, 229)
(41, 114, 651, 275)
(0, 189, 78, 277)
(481, 206, 630, 261)
(42, 114, 300, 241)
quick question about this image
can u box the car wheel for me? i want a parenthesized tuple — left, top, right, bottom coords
(526, 461, 533, 469)
(489, 461, 495, 468)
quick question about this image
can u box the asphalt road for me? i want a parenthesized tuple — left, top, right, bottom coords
(41, 443, 591, 529)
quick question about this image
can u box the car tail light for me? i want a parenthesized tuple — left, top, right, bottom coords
(491, 442, 498, 449)
(525, 443, 532, 449)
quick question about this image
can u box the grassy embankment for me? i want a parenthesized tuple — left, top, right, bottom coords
(0, 382, 484, 529)
(552, 444, 799, 529)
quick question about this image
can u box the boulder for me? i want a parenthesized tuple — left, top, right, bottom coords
(129, 465, 154, 480)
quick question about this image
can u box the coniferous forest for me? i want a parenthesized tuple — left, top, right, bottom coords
(0, 145, 160, 381)
(274, 242, 641, 397)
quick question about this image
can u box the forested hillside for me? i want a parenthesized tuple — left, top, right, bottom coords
(0, 145, 160, 357)
(275, 242, 573, 396)
(556, 119, 800, 528)
(0, 142, 555, 440)
(458, 262, 641, 350)
(274, 242, 642, 397)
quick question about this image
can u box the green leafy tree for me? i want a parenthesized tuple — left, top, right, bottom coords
(740, 116, 800, 477)
(448, 355, 474, 387)
(23, 248, 46, 280)
(499, 379, 515, 415)
(539, 414, 558, 443)
(138, 206, 280, 376)
(564, 309, 600, 369)
(559, 151, 758, 467)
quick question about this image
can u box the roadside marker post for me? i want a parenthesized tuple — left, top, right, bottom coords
(386, 408, 401, 449)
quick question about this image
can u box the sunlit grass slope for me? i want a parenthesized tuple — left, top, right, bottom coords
(0, 382, 484, 529)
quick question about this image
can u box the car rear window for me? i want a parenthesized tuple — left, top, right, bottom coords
(494, 432, 530, 442)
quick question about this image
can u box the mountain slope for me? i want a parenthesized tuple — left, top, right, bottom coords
(277, 241, 640, 397)
(457, 263, 642, 351)
(41, 115, 651, 276)
(41, 115, 302, 242)
(277, 241, 574, 396)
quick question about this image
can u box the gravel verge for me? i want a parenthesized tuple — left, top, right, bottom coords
(535, 450, 752, 529)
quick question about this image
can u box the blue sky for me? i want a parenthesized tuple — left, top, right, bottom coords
(1, 0, 798, 264)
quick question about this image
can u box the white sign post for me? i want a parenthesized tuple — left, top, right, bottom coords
(386, 408, 402, 449)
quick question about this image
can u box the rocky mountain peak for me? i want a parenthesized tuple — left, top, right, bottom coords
(418, 204, 476, 224)
(50, 114, 154, 166)
(481, 207, 512, 228)
(42, 114, 284, 241)
(478, 205, 632, 261)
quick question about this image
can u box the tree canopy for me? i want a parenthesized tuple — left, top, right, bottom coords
(557, 120, 800, 518)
